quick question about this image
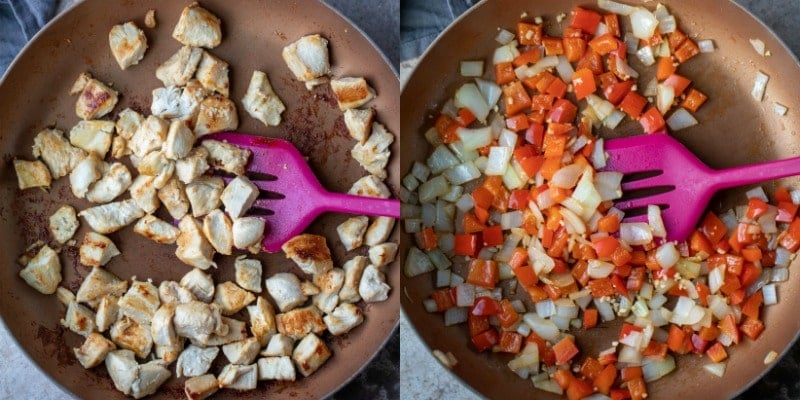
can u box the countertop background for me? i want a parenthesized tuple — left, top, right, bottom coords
(400, 1, 800, 399)
(0, 0, 400, 399)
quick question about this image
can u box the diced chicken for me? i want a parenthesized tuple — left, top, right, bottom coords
(151, 84, 206, 123)
(105, 350, 139, 395)
(129, 175, 160, 214)
(118, 279, 161, 326)
(217, 364, 257, 391)
(369, 242, 399, 268)
(158, 280, 196, 305)
(241, 70, 285, 127)
(61, 300, 97, 337)
(158, 177, 191, 219)
(73, 75, 119, 120)
(336, 216, 369, 251)
(194, 316, 247, 347)
(282, 34, 330, 83)
(313, 292, 338, 314)
(351, 122, 394, 179)
(257, 356, 296, 381)
(313, 268, 345, 294)
(49, 205, 79, 244)
(69, 120, 115, 159)
(57, 287, 75, 306)
(232, 216, 265, 252)
(200, 140, 251, 176)
(151, 304, 182, 363)
(74, 332, 116, 368)
(303, 76, 329, 91)
(220, 176, 258, 218)
(32, 128, 87, 179)
(301, 281, 321, 296)
(339, 256, 368, 303)
(194, 95, 238, 136)
(79, 199, 145, 234)
(176, 216, 217, 270)
(261, 334, 293, 357)
(96, 296, 120, 332)
(86, 162, 133, 203)
(247, 296, 276, 346)
(365, 216, 395, 246)
(265, 272, 307, 312)
(330, 77, 375, 110)
(281, 234, 333, 276)
(184, 176, 224, 218)
(144, 9, 156, 28)
(213, 281, 255, 315)
(234, 256, 261, 293)
(69, 153, 103, 198)
(196, 51, 229, 96)
(292, 333, 331, 377)
(131, 360, 171, 399)
(156, 45, 203, 87)
(70, 72, 92, 95)
(109, 21, 148, 70)
(172, 3, 222, 49)
(323, 303, 364, 336)
(111, 136, 130, 159)
(164, 120, 195, 160)
(348, 174, 391, 198)
(76, 267, 128, 308)
(129, 115, 169, 158)
(222, 337, 260, 365)
(116, 108, 144, 140)
(19, 245, 61, 295)
(175, 146, 210, 184)
(173, 301, 227, 343)
(79, 231, 120, 267)
(14, 159, 51, 189)
(176, 345, 219, 378)
(343, 108, 375, 144)
(137, 155, 174, 193)
(202, 209, 233, 255)
(134, 214, 179, 244)
(180, 268, 215, 303)
(275, 306, 326, 339)
(359, 264, 390, 303)
(184, 374, 219, 400)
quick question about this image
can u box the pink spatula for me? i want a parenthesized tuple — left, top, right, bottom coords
(202, 132, 400, 253)
(603, 132, 800, 242)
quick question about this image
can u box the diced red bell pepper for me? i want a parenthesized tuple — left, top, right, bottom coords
(572, 68, 596, 100)
(466, 259, 499, 288)
(547, 98, 578, 123)
(780, 217, 800, 251)
(706, 341, 728, 363)
(570, 7, 602, 34)
(503, 81, 532, 116)
(498, 299, 520, 328)
(588, 33, 619, 55)
(495, 62, 516, 85)
(496, 330, 523, 353)
(470, 296, 502, 316)
(471, 328, 499, 352)
(431, 289, 455, 312)
(603, 79, 634, 105)
(777, 201, 799, 223)
(482, 225, 504, 247)
(468, 314, 491, 337)
(740, 317, 765, 340)
(517, 22, 543, 46)
(639, 107, 665, 133)
(454, 233, 479, 256)
(700, 211, 728, 244)
(553, 336, 580, 365)
(566, 378, 595, 400)
(663, 74, 692, 96)
(619, 91, 648, 119)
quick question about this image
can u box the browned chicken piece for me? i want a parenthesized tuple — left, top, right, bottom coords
(109, 21, 148, 70)
(74, 332, 116, 369)
(14, 159, 51, 189)
(282, 34, 330, 83)
(275, 305, 326, 339)
(213, 281, 255, 315)
(281, 233, 333, 276)
(79, 231, 121, 267)
(343, 108, 375, 144)
(19, 245, 62, 295)
(172, 2, 222, 49)
(72, 73, 119, 120)
(330, 77, 375, 110)
(109, 315, 152, 359)
(292, 333, 331, 377)
(184, 374, 218, 400)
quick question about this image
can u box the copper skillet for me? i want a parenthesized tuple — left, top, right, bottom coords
(0, 0, 400, 399)
(401, 0, 800, 398)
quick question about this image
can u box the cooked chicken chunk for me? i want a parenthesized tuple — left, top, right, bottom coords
(220, 176, 258, 218)
(96, 296, 120, 332)
(151, 303, 182, 363)
(196, 51, 229, 96)
(194, 316, 247, 347)
(79, 232, 120, 267)
(57, 287, 75, 306)
(369, 242, 398, 268)
(194, 95, 238, 136)
(14, 159, 51, 189)
(176, 345, 219, 378)
(134, 214, 179, 244)
(261, 334, 293, 357)
(232, 216, 265, 252)
(241, 70, 285, 127)
(32, 128, 87, 179)
(282, 34, 330, 83)
(76, 267, 128, 308)
(313, 292, 338, 315)
(109, 21, 148, 70)
(144, 9, 156, 28)
(176, 216, 217, 270)
(116, 108, 144, 140)
(118, 279, 161, 326)
(343, 108, 375, 144)
(301, 281, 321, 296)
(359, 264, 390, 303)
(340, 256, 368, 303)
(70, 72, 92, 95)
(352, 122, 394, 178)
(19, 245, 61, 295)
(73, 75, 119, 120)
(74, 332, 116, 368)
(129, 175, 160, 214)
(184, 374, 219, 400)
(70, 122, 114, 161)
(348, 174, 391, 198)
(69, 153, 103, 198)
(49, 205, 79, 244)
(164, 120, 195, 160)
(62, 300, 97, 337)
(151, 86, 181, 120)
(292, 333, 331, 377)
(158, 280, 196, 305)
(217, 364, 257, 391)
(213, 281, 255, 315)
(105, 350, 139, 395)
(222, 337, 260, 365)
(234, 256, 261, 293)
(247, 296, 276, 346)
(173, 301, 226, 343)
(202, 209, 233, 255)
(129, 115, 168, 158)
(337, 216, 369, 251)
(175, 146, 210, 184)
(365, 216, 395, 246)
(86, 162, 133, 203)
(131, 360, 172, 399)
(200, 140, 251, 176)
(281, 234, 333, 276)
(79, 199, 145, 234)
(180, 268, 215, 303)
(172, 3, 222, 49)
(185, 176, 224, 217)
(275, 306, 326, 339)
(265, 272, 307, 312)
(324, 303, 364, 336)
(313, 268, 345, 294)
(331, 77, 375, 110)
(155, 45, 203, 87)
(111, 136, 130, 159)
(257, 356, 296, 381)
(158, 177, 191, 219)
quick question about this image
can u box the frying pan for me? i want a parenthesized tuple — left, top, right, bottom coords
(0, 0, 400, 399)
(401, 0, 800, 398)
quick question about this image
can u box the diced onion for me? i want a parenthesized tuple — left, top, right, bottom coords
(775, 247, 793, 268)
(418, 175, 450, 204)
(614, 55, 639, 79)
(698, 39, 715, 53)
(485, 146, 513, 176)
(594, 298, 615, 322)
(460, 60, 484, 77)
(499, 128, 518, 148)
(643, 77, 658, 97)
(703, 361, 727, 378)
(495, 28, 515, 45)
(561, 207, 587, 235)
(444, 307, 468, 326)
(475, 78, 502, 107)
(749, 38, 766, 56)
(439, 233, 455, 252)
(773, 102, 788, 116)
(764, 351, 779, 365)
(624, 32, 639, 54)
(518, 55, 559, 79)
(551, 164, 584, 189)
(630, 7, 659, 40)
(746, 186, 769, 202)
(587, 259, 615, 279)
(423, 298, 437, 313)
(603, 110, 626, 129)
(752, 71, 769, 101)
(620, 222, 654, 245)
(636, 46, 656, 66)
(456, 127, 493, 151)
(493, 43, 517, 64)
(523, 313, 560, 341)
(404, 246, 435, 277)
(455, 283, 476, 307)
(598, 0, 636, 15)
(656, 84, 675, 115)
(659, 16, 677, 34)
(587, 94, 615, 121)
(556, 55, 575, 83)
(642, 355, 676, 382)
(595, 22, 609, 37)
(455, 83, 491, 122)
(708, 267, 725, 294)
(444, 162, 481, 185)
(501, 211, 523, 230)
(655, 243, 679, 268)
(402, 174, 419, 191)
(427, 145, 460, 174)
(653, 3, 670, 21)
(763, 284, 778, 305)
(648, 205, 667, 238)
(590, 138, 607, 169)
(666, 108, 698, 131)
(618, 344, 642, 364)
(436, 269, 451, 287)
(428, 248, 452, 269)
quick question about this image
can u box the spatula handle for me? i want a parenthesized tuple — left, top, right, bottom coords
(711, 155, 800, 190)
(318, 192, 401, 218)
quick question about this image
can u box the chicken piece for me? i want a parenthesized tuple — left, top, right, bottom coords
(313, 268, 345, 294)
(222, 337, 260, 365)
(62, 300, 97, 337)
(213, 281, 255, 315)
(19, 245, 61, 295)
(129, 176, 160, 214)
(175, 146, 210, 184)
(116, 108, 144, 140)
(202, 209, 233, 255)
(365, 216, 395, 246)
(118, 279, 161, 326)
(339, 256, 368, 304)
(343, 108, 375, 144)
(232, 216, 265, 252)
(134, 214, 179, 245)
(164, 120, 195, 160)
(96, 295, 119, 332)
(70, 72, 92, 95)
(220, 176, 258, 218)
(292, 333, 331, 377)
(218, 364, 257, 391)
(192, 316, 246, 347)
(301, 281, 321, 296)
(109, 21, 147, 70)
(73, 75, 119, 120)
(369, 242, 398, 268)
(282, 34, 330, 83)
(241, 70, 285, 127)
(265, 272, 307, 312)
(348, 174, 391, 198)
(76, 266, 128, 308)
(281, 234, 333, 276)
(129, 115, 168, 158)
(158, 280, 196, 305)
(155, 45, 203, 87)
(131, 360, 172, 399)
(110, 136, 131, 159)
(186, 176, 224, 218)
(196, 51, 229, 96)
(176, 215, 217, 270)
(324, 303, 364, 336)
(158, 177, 191, 219)
(351, 122, 394, 179)
(74, 332, 116, 369)
(144, 9, 156, 28)
(151, 304, 182, 363)
(173, 301, 227, 343)
(180, 268, 215, 303)
(247, 297, 276, 346)
(69, 153, 103, 198)
(14, 159, 51, 190)
(69, 120, 115, 158)
(201, 140, 251, 176)
(184, 374, 219, 400)
(257, 356, 296, 381)
(32, 128, 87, 179)
(234, 256, 261, 293)
(194, 95, 238, 136)
(105, 349, 139, 395)
(57, 286, 76, 306)
(79, 232, 120, 267)
(136, 155, 173, 193)
(172, 3, 222, 48)
(261, 334, 293, 357)
(49, 205, 79, 244)
(359, 264, 390, 303)
(336, 216, 369, 251)
(151, 86, 183, 120)
(330, 77, 376, 111)
(313, 292, 338, 315)
(86, 162, 133, 203)
(176, 345, 219, 378)
(79, 199, 145, 234)
(275, 306, 326, 339)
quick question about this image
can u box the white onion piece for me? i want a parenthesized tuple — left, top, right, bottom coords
(499, 128, 518, 148)
(427, 145, 460, 174)
(556, 55, 575, 83)
(404, 218, 422, 233)
(757, 206, 778, 234)
(659, 15, 677, 34)
(773, 102, 788, 116)
(648, 293, 668, 310)
(698, 39, 715, 53)
(436, 269, 451, 287)
(656, 84, 675, 115)
(746, 186, 769, 202)
(529, 242, 555, 275)
(404, 247, 435, 277)
(418, 175, 450, 204)
(643, 77, 658, 97)
(572, 168, 602, 220)
(423, 298, 437, 313)
(551, 164, 585, 189)
(460, 60, 484, 77)
(561, 207, 587, 235)
(501, 211, 523, 230)
(428, 248, 452, 269)
(402, 174, 419, 191)
(523, 313, 560, 342)
(516, 323, 532, 338)
(536, 189, 557, 210)
(441, 99, 459, 118)
(444, 307, 468, 326)
(620, 222, 654, 245)
(648, 205, 667, 238)
(655, 42, 671, 57)
(708, 295, 732, 320)
(763, 284, 778, 305)
(441, 185, 463, 203)
(535, 299, 555, 318)
(636, 46, 656, 66)
(624, 32, 639, 54)
(455, 83, 491, 122)
(519, 55, 559, 78)
(653, 3, 670, 21)
(618, 344, 642, 364)
(703, 362, 727, 378)
(620, 330, 643, 348)
(587, 94, 615, 121)
(590, 138, 607, 169)
(630, 7, 659, 39)
(595, 171, 623, 201)
(587, 259, 615, 279)
(568, 135, 589, 155)
(455, 193, 474, 211)
(424, 127, 443, 147)
(655, 243, 679, 268)
(642, 355, 676, 382)
(495, 230, 524, 262)
(439, 233, 455, 252)
(485, 146, 512, 176)
(749, 38, 766, 56)
(775, 247, 792, 268)
(495, 28, 515, 45)
(603, 110, 626, 129)
(594, 298, 616, 322)
(493, 43, 517, 64)
(411, 161, 431, 182)
(666, 108, 698, 131)
(595, 22, 609, 37)
(444, 162, 481, 185)
(456, 127, 493, 151)
(752, 71, 769, 101)
(708, 267, 725, 294)
(475, 78, 502, 107)
(598, 0, 636, 15)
